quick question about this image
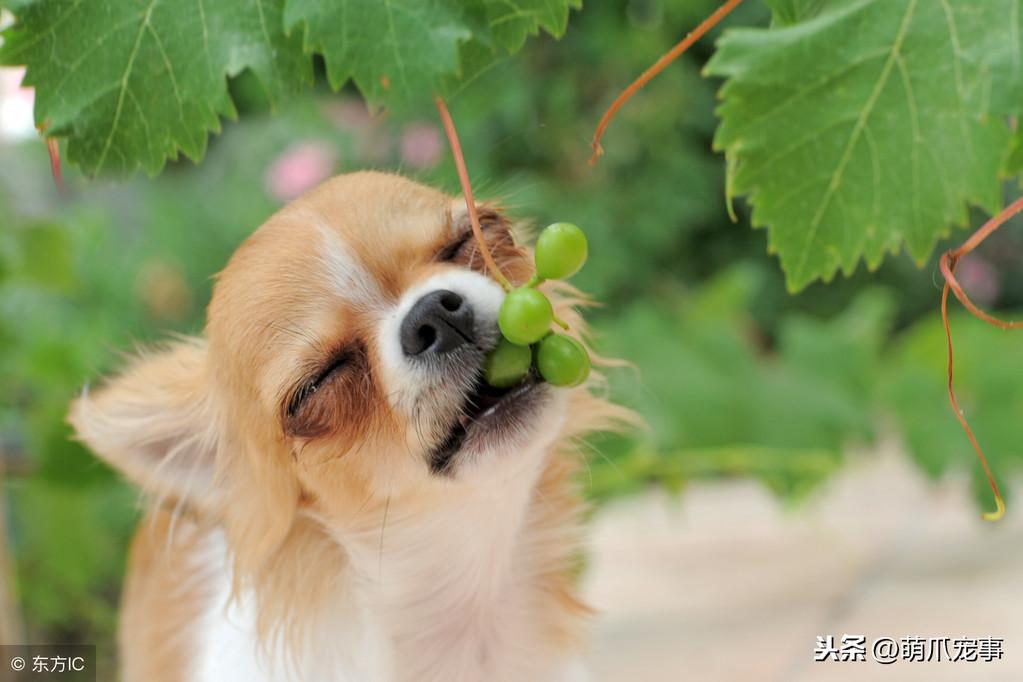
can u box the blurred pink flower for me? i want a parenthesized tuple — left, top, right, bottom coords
(265, 141, 337, 202)
(0, 66, 36, 140)
(400, 122, 443, 170)
(956, 255, 999, 306)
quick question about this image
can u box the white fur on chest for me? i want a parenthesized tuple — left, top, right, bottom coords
(191, 438, 588, 682)
(191, 531, 588, 682)
(193, 533, 388, 682)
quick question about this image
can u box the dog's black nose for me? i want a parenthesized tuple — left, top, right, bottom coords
(400, 290, 475, 357)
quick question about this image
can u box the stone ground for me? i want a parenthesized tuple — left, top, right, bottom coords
(582, 445, 1023, 681)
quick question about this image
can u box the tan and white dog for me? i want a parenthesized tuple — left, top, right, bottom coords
(69, 172, 627, 682)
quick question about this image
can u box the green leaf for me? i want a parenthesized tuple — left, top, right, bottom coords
(707, 0, 1018, 291)
(765, 0, 828, 26)
(1007, 129, 1023, 176)
(283, 0, 470, 107)
(439, 0, 581, 93)
(1, 0, 577, 175)
(481, 0, 581, 53)
(0, 0, 311, 176)
(283, 0, 579, 107)
(0, 1, 36, 11)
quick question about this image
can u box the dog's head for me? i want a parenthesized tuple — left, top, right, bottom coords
(69, 172, 598, 560)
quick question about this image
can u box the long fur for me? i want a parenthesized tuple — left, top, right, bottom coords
(68, 172, 635, 682)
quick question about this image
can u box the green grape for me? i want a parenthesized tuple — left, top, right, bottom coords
(536, 334, 590, 387)
(534, 222, 588, 280)
(483, 338, 532, 388)
(499, 287, 553, 345)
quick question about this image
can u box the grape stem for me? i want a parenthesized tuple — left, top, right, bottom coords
(939, 195, 1023, 522)
(46, 138, 64, 193)
(37, 122, 64, 194)
(434, 95, 513, 290)
(525, 275, 568, 329)
(588, 0, 745, 166)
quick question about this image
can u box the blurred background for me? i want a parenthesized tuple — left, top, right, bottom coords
(1, 1, 1022, 679)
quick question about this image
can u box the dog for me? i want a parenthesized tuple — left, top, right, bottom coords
(68, 172, 629, 681)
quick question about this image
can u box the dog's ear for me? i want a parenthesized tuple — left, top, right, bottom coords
(68, 338, 220, 511)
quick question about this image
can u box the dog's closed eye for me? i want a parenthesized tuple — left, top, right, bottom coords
(436, 231, 474, 263)
(287, 349, 353, 418)
(437, 209, 518, 271)
(284, 343, 372, 439)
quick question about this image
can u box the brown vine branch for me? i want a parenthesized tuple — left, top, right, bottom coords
(434, 95, 512, 290)
(46, 137, 64, 193)
(588, 0, 745, 166)
(940, 195, 1023, 522)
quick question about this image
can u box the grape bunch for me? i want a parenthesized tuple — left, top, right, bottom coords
(483, 222, 591, 388)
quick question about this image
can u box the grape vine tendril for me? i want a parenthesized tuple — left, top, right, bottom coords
(588, 0, 745, 166)
(940, 195, 1023, 521)
(434, 94, 512, 290)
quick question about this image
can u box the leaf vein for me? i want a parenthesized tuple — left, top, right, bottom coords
(145, 21, 187, 137)
(938, 0, 975, 165)
(382, 0, 409, 94)
(723, 47, 891, 142)
(792, 0, 918, 283)
(895, 54, 922, 243)
(95, 0, 159, 173)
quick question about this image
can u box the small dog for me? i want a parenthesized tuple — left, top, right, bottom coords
(69, 172, 627, 682)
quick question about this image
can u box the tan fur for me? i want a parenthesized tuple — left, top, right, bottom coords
(69, 172, 632, 681)
(119, 511, 213, 682)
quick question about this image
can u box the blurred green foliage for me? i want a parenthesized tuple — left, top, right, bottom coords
(884, 313, 1023, 507)
(1, 0, 1022, 657)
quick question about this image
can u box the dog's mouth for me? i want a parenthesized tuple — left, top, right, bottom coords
(429, 370, 545, 474)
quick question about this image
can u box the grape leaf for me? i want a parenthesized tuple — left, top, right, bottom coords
(1007, 130, 1023, 176)
(766, 0, 827, 26)
(0, 0, 311, 176)
(707, 0, 1019, 291)
(1, 0, 578, 176)
(481, 0, 581, 53)
(283, 0, 579, 107)
(0, 1, 35, 11)
(282, 1, 469, 107)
